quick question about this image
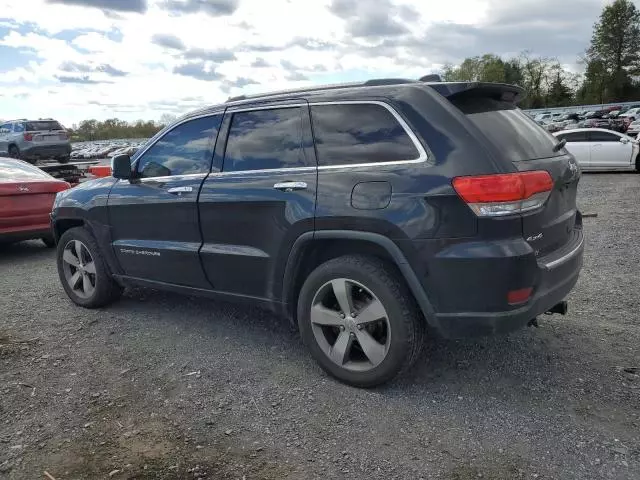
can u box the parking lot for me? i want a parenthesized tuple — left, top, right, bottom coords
(0, 173, 638, 479)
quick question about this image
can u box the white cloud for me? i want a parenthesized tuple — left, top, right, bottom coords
(0, 0, 610, 125)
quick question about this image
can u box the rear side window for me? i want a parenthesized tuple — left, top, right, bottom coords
(13, 123, 25, 133)
(310, 103, 420, 166)
(223, 107, 306, 172)
(25, 121, 63, 131)
(137, 115, 221, 178)
(559, 131, 588, 143)
(452, 96, 562, 161)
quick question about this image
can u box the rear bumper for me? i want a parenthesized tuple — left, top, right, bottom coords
(428, 228, 584, 339)
(22, 144, 71, 159)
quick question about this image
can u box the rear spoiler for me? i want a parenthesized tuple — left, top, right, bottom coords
(426, 82, 526, 104)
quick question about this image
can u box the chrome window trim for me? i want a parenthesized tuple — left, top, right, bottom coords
(129, 111, 224, 175)
(308, 100, 429, 170)
(138, 172, 208, 183)
(226, 103, 307, 113)
(208, 166, 316, 177)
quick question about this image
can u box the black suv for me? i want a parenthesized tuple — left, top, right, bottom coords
(51, 78, 584, 387)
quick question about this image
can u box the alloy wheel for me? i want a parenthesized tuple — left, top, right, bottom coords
(61, 240, 97, 299)
(310, 278, 391, 372)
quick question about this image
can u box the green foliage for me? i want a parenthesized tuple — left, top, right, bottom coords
(439, 0, 640, 108)
(69, 118, 165, 142)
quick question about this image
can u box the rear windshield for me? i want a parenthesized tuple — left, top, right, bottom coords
(451, 96, 562, 161)
(25, 121, 63, 131)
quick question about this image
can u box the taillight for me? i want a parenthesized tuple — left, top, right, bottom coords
(23, 133, 33, 141)
(52, 181, 71, 193)
(452, 171, 553, 217)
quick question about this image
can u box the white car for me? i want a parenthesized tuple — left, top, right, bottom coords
(620, 108, 640, 121)
(553, 128, 639, 172)
(626, 120, 640, 137)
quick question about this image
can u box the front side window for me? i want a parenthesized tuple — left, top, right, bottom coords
(0, 123, 10, 133)
(137, 115, 222, 178)
(589, 131, 620, 142)
(223, 107, 306, 172)
(310, 103, 420, 166)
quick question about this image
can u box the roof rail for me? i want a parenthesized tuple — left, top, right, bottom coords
(225, 77, 425, 103)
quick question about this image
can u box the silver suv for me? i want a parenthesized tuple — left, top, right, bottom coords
(0, 119, 71, 164)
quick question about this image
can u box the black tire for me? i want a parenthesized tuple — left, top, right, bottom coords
(8, 145, 20, 159)
(56, 227, 122, 308)
(42, 236, 56, 248)
(58, 156, 70, 164)
(297, 255, 425, 388)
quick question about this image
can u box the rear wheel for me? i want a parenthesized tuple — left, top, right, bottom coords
(8, 145, 20, 159)
(56, 227, 122, 308)
(297, 255, 425, 388)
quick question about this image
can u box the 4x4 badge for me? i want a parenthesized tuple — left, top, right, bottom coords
(17, 185, 29, 192)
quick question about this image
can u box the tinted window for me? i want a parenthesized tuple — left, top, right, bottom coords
(560, 131, 588, 142)
(137, 115, 221, 178)
(223, 107, 305, 172)
(310, 103, 420, 166)
(0, 123, 10, 132)
(452, 96, 562, 161)
(25, 121, 63, 131)
(13, 123, 25, 133)
(589, 131, 620, 142)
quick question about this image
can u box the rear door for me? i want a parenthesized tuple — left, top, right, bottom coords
(198, 102, 317, 300)
(452, 94, 581, 259)
(107, 114, 222, 288)
(0, 123, 11, 154)
(556, 131, 591, 168)
(588, 130, 633, 169)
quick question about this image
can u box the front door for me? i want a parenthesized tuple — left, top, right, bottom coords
(198, 103, 317, 300)
(107, 113, 223, 288)
(588, 130, 633, 169)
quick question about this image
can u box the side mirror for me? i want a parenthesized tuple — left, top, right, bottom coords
(112, 154, 132, 180)
(620, 137, 630, 144)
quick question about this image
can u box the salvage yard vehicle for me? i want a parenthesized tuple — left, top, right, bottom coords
(51, 78, 584, 387)
(0, 157, 70, 246)
(553, 128, 639, 171)
(0, 119, 72, 164)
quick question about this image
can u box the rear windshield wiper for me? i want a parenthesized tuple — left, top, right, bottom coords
(553, 138, 567, 153)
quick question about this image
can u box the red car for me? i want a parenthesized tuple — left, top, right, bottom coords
(0, 157, 70, 247)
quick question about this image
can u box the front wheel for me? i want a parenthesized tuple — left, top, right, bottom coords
(56, 227, 122, 308)
(297, 255, 425, 388)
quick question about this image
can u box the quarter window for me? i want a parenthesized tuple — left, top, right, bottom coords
(137, 115, 222, 178)
(310, 103, 420, 166)
(223, 107, 306, 172)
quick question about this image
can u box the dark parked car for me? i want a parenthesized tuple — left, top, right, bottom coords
(51, 78, 584, 387)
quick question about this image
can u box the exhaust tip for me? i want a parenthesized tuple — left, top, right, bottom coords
(546, 301, 568, 316)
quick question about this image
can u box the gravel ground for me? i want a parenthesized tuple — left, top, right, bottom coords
(1, 173, 638, 480)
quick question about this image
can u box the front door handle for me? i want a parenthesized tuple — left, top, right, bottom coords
(167, 186, 193, 194)
(273, 181, 307, 192)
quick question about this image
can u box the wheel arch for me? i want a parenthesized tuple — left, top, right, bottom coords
(281, 230, 438, 330)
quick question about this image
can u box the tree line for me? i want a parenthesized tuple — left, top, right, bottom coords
(442, 0, 640, 109)
(68, 114, 177, 142)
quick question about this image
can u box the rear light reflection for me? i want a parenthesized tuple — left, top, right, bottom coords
(452, 171, 553, 217)
(507, 287, 533, 305)
(23, 133, 33, 141)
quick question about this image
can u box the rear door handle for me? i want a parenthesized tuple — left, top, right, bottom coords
(167, 186, 193, 194)
(273, 181, 307, 192)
